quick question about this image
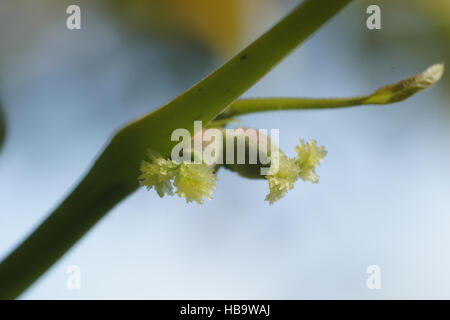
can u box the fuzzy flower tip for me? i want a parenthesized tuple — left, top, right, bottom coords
(138, 152, 217, 204)
(139, 156, 178, 197)
(295, 139, 328, 183)
(174, 162, 217, 204)
(265, 154, 300, 204)
(265, 140, 327, 204)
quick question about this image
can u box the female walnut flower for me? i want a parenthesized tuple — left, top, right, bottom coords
(139, 129, 326, 204)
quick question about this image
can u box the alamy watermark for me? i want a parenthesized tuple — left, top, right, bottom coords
(366, 5, 381, 30)
(366, 265, 381, 290)
(66, 5, 81, 30)
(171, 121, 280, 175)
(66, 265, 81, 290)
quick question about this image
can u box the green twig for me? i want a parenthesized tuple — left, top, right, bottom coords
(0, 101, 5, 153)
(217, 63, 445, 119)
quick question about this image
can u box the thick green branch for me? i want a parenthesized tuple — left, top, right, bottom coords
(0, 0, 353, 299)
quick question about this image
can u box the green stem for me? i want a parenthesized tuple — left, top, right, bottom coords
(217, 96, 368, 118)
(0, 0, 353, 299)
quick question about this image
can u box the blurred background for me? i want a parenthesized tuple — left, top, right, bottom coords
(1, 0, 450, 299)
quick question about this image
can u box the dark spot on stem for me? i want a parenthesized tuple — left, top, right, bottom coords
(240, 53, 248, 61)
